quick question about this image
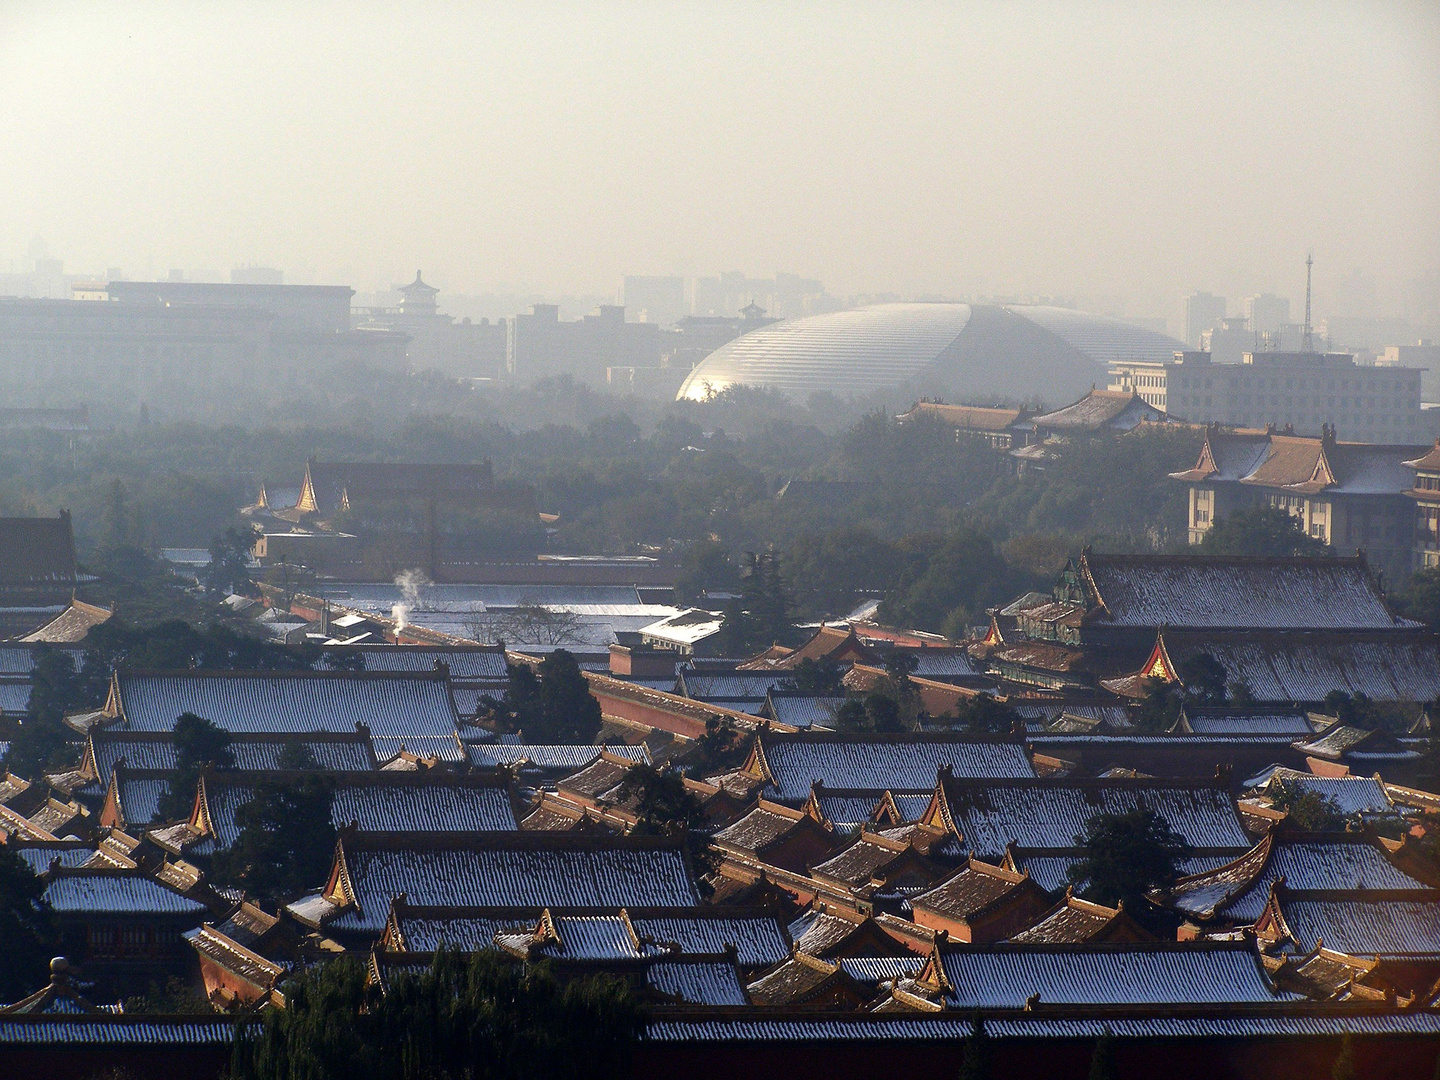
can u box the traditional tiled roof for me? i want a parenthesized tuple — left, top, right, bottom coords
(106, 670, 460, 739)
(1249, 770, 1394, 817)
(910, 859, 1040, 923)
(1125, 630, 1440, 704)
(0, 514, 76, 589)
(326, 645, 508, 681)
(746, 953, 858, 1006)
(298, 460, 519, 517)
(177, 773, 517, 854)
(1160, 833, 1429, 923)
(629, 913, 790, 967)
(10, 843, 95, 877)
(105, 771, 170, 831)
(1030, 389, 1163, 432)
(757, 734, 1034, 802)
(711, 801, 828, 854)
(765, 693, 846, 730)
(87, 730, 377, 779)
(1293, 725, 1418, 763)
(646, 1013, 1440, 1041)
(1078, 553, 1407, 631)
(0, 682, 31, 717)
(557, 753, 637, 801)
(1175, 708, 1315, 736)
(935, 943, 1290, 1008)
(1009, 891, 1150, 944)
(901, 402, 1023, 433)
(307, 834, 699, 934)
(936, 777, 1251, 857)
(1172, 431, 1429, 498)
(21, 601, 112, 643)
(42, 872, 209, 915)
(465, 744, 651, 770)
(907, 650, 985, 679)
(678, 671, 788, 701)
(646, 959, 748, 1005)
(1274, 897, 1440, 957)
(183, 924, 286, 990)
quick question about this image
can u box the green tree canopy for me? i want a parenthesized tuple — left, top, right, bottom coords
(505, 650, 603, 744)
(232, 951, 643, 1080)
(1270, 781, 1346, 831)
(157, 712, 233, 820)
(4, 645, 98, 777)
(950, 694, 1022, 734)
(1069, 808, 1193, 910)
(202, 525, 260, 597)
(211, 775, 337, 903)
(0, 845, 57, 1003)
(957, 1012, 993, 1080)
(1198, 504, 1329, 557)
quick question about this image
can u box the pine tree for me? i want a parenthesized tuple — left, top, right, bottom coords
(1088, 1026, 1117, 1080)
(957, 1012, 992, 1080)
(157, 712, 233, 820)
(1332, 1032, 1356, 1080)
(0, 845, 57, 1002)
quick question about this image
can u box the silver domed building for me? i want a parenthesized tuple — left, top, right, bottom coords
(676, 302, 1184, 405)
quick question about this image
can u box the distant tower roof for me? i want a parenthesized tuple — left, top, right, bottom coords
(398, 271, 439, 316)
(400, 271, 439, 297)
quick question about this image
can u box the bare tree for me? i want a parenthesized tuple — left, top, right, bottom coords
(465, 603, 586, 647)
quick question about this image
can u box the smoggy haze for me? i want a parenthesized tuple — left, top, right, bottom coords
(1, 1, 1437, 318)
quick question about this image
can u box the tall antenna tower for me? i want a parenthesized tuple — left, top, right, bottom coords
(1301, 252, 1314, 353)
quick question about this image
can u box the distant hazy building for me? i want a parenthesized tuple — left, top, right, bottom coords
(621, 276, 685, 328)
(354, 272, 506, 378)
(1245, 294, 1290, 337)
(1378, 340, 1440, 403)
(692, 271, 828, 319)
(0, 279, 407, 417)
(1199, 317, 1254, 364)
(231, 266, 285, 285)
(105, 279, 353, 335)
(507, 304, 660, 384)
(1183, 292, 1227, 348)
(1110, 350, 1424, 443)
(679, 303, 1184, 405)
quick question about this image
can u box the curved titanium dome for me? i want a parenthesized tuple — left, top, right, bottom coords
(676, 302, 1185, 405)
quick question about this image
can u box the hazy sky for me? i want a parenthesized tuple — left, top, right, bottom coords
(2, 1, 1437, 318)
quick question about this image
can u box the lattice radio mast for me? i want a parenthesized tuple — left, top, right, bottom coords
(1301, 252, 1314, 353)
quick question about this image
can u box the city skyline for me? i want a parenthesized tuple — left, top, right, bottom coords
(2, 2, 1437, 323)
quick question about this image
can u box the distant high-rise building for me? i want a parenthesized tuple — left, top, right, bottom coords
(621, 276, 685, 327)
(507, 304, 659, 384)
(1183, 292, 1227, 348)
(1200, 317, 1254, 365)
(1245, 294, 1290, 337)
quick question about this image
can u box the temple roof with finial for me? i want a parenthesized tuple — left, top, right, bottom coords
(400, 271, 439, 298)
